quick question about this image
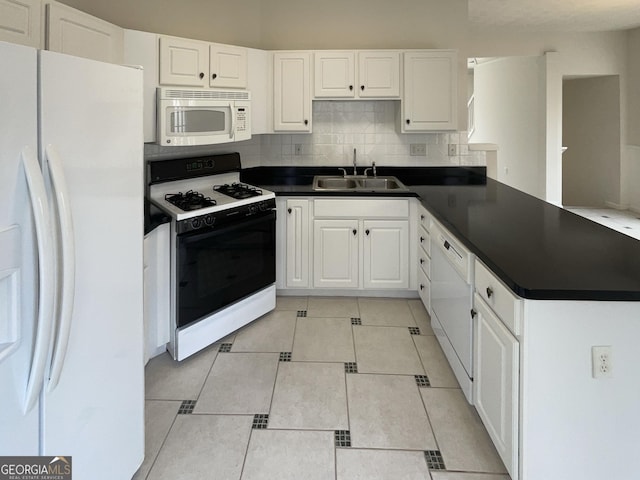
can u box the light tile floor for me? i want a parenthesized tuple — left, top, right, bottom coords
(134, 297, 510, 480)
(567, 207, 640, 240)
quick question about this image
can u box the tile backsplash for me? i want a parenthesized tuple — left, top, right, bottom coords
(144, 100, 485, 168)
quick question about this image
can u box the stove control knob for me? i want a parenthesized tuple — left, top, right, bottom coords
(204, 215, 213, 225)
(259, 202, 266, 211)
(249, 205, 257, 214)
(191, 218, 201, 229)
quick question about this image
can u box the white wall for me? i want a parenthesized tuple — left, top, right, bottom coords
(562, 76, 621, 207)
(469, 56, 546, 199)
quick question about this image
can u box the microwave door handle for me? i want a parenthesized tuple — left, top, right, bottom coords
(229, 102, 235, 140)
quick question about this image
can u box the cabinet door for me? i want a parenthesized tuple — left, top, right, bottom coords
(403, 51, 457, 131)
(285, 199, 310, 288)
(313, 219, 359, 288)
(314, 51, 355, 98)
(209, 43, 247, 88)
(358, 51, 400, 98)
(273, 51, 311, 132)
(46, 1, 123, 64)
(363, 220, 408, 289)
(474, 294, 519, 479)
(159, 35, 208, 87)
(0, 0, 42, 48)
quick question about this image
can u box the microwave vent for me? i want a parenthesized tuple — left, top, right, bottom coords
(163, 89, 250, 101)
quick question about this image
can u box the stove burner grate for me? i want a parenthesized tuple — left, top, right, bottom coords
(165, 190, 216, 211)
(213, 182, 263, 200)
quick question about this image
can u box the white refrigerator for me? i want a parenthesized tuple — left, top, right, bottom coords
(0, 41, 144, 479)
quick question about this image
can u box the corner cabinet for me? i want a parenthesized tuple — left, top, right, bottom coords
(159, 35, 247, 88)
(314, 50, 400, 99)
(273, 51, 312, 132)
(402, 50, 457, 131)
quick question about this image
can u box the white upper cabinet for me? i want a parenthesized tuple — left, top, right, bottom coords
(159, 35, 248, 88)
(0, 0, 42, 48)
(46, 1, 124, 64)
(273, 51, 311, 132)
(209, 43, 247, 88)
(314, 51, 355, 98)
(314, 50, 400, 99)
(358, 51, 400, 98)
(159, 36, 208, 87)
(402, 50, 457, 131)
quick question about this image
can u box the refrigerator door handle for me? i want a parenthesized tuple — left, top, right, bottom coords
(21, 146, 55, 414)
(45, 145, 75, 392)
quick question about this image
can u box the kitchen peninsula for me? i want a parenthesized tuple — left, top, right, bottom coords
(243, 165, 640, 480)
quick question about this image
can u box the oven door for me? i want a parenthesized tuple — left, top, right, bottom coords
(175, 210, 276, 329)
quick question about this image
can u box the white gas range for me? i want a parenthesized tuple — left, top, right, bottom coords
(147, 153, 276, 360)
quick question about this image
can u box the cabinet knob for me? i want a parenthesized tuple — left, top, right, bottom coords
(406, 119, 411, 125)
(444, 240, 450, 250)
(287, 208, 292, 214)
(304, 119, 309, 125)
(420, 284, 424, 291)
(420, 214, 425, 221)
(365, 229, 370, 236)
(420, 236, 425, 243)
(352, 229, 357, 236)
(360, 85, 365, 91)
(420, 258, 425, 265)
(470, 308, 477, 319)
(199, 72, 205, 79)
(212, 73, 217, 80)
(486, 287, 494, 298)
(349, 85, 353, 91)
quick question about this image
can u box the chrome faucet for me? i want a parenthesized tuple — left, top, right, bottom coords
(364, 161, 377, 177)
(353, 148, 357, 175)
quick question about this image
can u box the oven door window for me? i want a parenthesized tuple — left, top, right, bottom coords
(176, 211, 275, 329)
(168, 107, 229, 135)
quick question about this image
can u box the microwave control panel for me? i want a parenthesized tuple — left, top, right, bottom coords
(236, 107, 247, 132)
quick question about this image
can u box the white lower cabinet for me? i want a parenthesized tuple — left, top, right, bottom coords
(285, 198, 310, 288)
(363, 220, 408, 289)
(474, 292, 519, 479)
(313, 218, 359, 288)
(143, 223, 171, 363)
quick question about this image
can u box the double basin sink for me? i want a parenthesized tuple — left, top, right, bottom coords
(313, 175, 408, 192)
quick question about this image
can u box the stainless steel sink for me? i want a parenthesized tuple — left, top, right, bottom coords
(357, 177, 404, 190)
(313, 175, 408, 192)
(314, 177, 358, 190)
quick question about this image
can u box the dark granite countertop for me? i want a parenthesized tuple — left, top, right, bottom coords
(241, 166, 640, 301)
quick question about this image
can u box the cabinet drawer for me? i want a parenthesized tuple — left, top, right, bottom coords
(417, 267, 430, 312)
(418, 205, 432, 232)
(418, 249, 430, 279)
(314, 198, 409, 218)
(475, 260, 522, 336)
(418, 225, 430, 256)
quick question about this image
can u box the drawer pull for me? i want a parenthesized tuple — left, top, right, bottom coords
(420, 284, 424, 291)
(444, 240, 450, 250)
(420, 258, 425, 265)
(420, 236, 425, 243)
(470, 308, 477, 319)
(420, 214, 425, 221)
(486, 286, 494, 298)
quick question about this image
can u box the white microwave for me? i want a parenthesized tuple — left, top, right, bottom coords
(157, 87, 251, 146)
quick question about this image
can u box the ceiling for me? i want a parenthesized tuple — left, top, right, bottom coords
(469, 0, 640, 32)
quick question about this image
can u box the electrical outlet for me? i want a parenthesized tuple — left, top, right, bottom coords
(448, 144, 458, 156)
(592, 345, 613, 378)
(295, 144, 302, 155)
(410, 143, 427, 156)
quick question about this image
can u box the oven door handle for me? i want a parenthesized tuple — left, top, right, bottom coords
(178, 210, 276, 244)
